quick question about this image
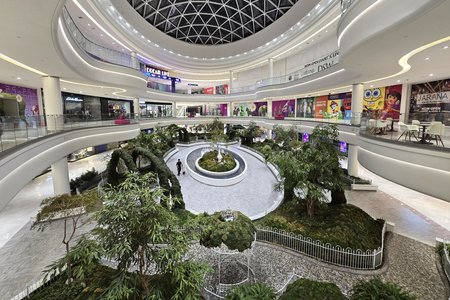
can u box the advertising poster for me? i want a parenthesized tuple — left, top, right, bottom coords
(232, 101, 268, 117)
(314, 96, 328, 119)
(296, 97, 315, 118)
(215, 84, 229, 95)
(410, 78, 450, 113)
(272, 99, 295, 118)
(202, 87, 215, 94)
(326, 99, 342, 118)
(381, 84, 402, 120)
(363, 87, 385, 112)
(0, 83, 39, 116)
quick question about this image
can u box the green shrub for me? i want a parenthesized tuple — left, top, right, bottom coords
(279, 278, 346, 300)
(255, 203, 383, 250)
(198, 150, 236, 172)
(351, 278, 417, 300)
(70, 168, 100, 194)
(200, 212, 256, 252)
(226, 283, 276, 300)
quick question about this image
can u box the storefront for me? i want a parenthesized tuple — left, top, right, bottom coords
(139, 102, 172, 118)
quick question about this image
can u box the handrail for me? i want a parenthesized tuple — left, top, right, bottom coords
(61, 7, 138, 70)
(231, 50, 339, 93)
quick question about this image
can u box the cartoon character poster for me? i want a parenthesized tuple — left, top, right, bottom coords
(381, 84, 402, 120)
(296, 97, 314, 118)
(232, 101, 267, 117)
(363, 87, 385, 112)
(326, 99, 342, 118)
(272, 99, 295, 117)
(314, 96, 328, 119)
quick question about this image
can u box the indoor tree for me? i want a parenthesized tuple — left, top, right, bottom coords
(47, 172, 209, 299)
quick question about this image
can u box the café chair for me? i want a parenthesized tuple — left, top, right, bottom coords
(397, 122, 419, 141)
(411, 119, 420, 126)
(425, 123, 445, 146)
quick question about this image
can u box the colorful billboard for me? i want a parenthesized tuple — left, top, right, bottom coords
(272, 99, 295, 118)
(363, 87, 385, 111)
(0, 83, 39, 116)
(232, 101, 268, 117)
(296, 97, 315, 118)
(215, 84, 229, 95)
(381, 84, 402, 120)
(314, 96, 328, 119)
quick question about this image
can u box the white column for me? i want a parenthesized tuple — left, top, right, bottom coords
(173, 101, 177, 117)
(130, 51, 139, 69)
(42, 76, 63, 131)
(51, 157, 70, 196)
(267, 99, 273, 118)
(351, 83, 364, 125)
(268, 58, 274, 84)
(227, 102, 231, 117)
(133, 97, 139, 118)
(347, 144, 359, 177)
(267, 129, 273, 140)
(400, 83, 410, 123)
(229, 70, 233, 94)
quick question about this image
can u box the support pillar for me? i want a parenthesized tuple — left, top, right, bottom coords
(171, 78, 176, 93)
(268, 58, 274, 84)
(267, 99, 273, 118)
(400, 83, 410, 123)
(229, 70, 233, 94)
(227, 102, 231, 117)
(133, 97, 139, 118)
(351, 83, 364, 125)
(347, 144, 359, 177)
(42, 76, 63, 131)
(173, 101, 177, 117)
(51, 157, 70, 196)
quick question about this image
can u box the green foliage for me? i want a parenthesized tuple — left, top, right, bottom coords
(45, 173, 209, 299)
(70, 168, 99, 194)
(132, 147, 184, 209)
(239, 121, 262, 146)
(272, 124, 298, 150)
(208, 117, 227, 144)
(28, 273, 84, 300)
(279, 278, 346, 300)
(106, 149, 137, 186)
(226, 283, 276, 300)
(200, 212, 256, 252)
(256, 202, 383, 250)
(35, 190, 101, 223)
(268, 124, 344, 217)
(351, 278, 417, 300)
(198, 150, 236, 172)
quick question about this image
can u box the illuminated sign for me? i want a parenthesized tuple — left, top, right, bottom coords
(145, 66, 170, 77)
(65, 96, 83, 102)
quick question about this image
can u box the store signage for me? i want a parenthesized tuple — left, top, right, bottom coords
(145, 66, 169, 77)
(415, 91, 450, 105)
(188, 83, 198, 86)
(65, 96, 83, 102)
(288, 51, 339, 81)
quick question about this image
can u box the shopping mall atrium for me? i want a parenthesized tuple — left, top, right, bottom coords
(0, 0, 450, 299)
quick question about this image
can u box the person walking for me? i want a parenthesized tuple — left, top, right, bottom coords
(176, 159, 182, 176)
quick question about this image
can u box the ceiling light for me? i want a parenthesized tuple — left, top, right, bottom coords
(429, 73, 434, 76)
(79, 91, 83, 93)
(308, 13, 311, 16)
(63, 87, 67, 90)
(425, 57, 430, 60)
(16, 76, 21, 80)
(444, 46, 449, 49)
(100, 34, 103, 37)
(397, 80, 401, 83)
(88, 23, 91, 26)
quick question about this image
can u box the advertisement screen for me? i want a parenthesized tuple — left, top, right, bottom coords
(314, 96, 328, 119)
(296, 97, 315, 118)
(0, 83, 39, 116)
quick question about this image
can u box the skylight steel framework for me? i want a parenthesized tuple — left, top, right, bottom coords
(127, 0, 298, 45)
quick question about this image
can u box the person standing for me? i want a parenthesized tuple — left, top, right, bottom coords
(176, 159, 182, 176)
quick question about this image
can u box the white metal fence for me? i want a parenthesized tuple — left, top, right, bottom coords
(256, 223, 386, 270)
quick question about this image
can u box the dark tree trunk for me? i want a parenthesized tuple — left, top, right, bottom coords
(330, 189, 347, 206)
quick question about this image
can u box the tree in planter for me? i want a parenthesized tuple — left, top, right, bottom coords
(268, 124, 344, 217)
(48, 172, 209, 299)
(32, 190, 101, 286)
(239, 121, 262, 146)
(272, 124, 299, 150)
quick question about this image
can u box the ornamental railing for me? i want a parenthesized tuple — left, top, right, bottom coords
(255, 222, 387, 270)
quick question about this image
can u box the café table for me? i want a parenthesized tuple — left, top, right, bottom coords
(416, 122, 433, 144)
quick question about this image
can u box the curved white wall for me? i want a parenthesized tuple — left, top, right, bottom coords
(358, 136, 450, 202)
(0, 125, 140, 210)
